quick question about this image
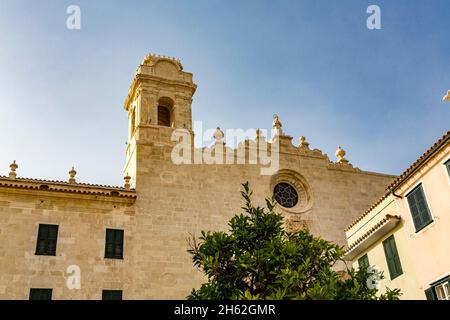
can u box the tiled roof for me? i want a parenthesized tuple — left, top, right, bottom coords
(385, 130, 450, 192)
(345, 214, 401, 253)
(344, 194, 389, 232)
(345, 130, 450, 233)
(0, 176, 136, 198)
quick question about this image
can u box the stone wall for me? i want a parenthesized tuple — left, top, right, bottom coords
(126, 134, 394, 298)
(0, 184, 135, 299)
(0, 54, 396, 299)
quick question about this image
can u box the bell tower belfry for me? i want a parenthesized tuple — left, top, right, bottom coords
(123, 54, 197, 187)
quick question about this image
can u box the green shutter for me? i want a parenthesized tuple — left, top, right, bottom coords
(424, 288, 435, 300)
(105, 229, 124, 259)
(382, 235, 403, 280)
(406, 185, 433, 232)
(102, 290, 122, 300)
(29, 288, 52, 300)
(358, 254, 370, 268)
(35, 224, 58, 256)
(407, 193, 422, 227)
(106, 229, 114, 242)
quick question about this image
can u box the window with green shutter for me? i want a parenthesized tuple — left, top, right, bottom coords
(29, 288, 52, 300)
(35, 224, 59, 256)
(427, 276, 450, 300)
(424, 288, 435, 300)
(358, 254, 370, 269)
(406, 184, 433, 232)
(382, 235, 403, 280)
(102, 290, 123, 300)
(105, 229, 124, 259)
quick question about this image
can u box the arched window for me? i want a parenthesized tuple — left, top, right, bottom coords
(158, 106, 171, 127)
(157, 97, 173, 127)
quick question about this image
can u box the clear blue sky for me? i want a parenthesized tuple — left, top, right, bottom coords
(0, 0, 449, 186)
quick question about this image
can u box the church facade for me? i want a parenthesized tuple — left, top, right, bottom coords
(0, 54, 395, 299)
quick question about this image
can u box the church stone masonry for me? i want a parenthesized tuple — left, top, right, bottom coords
(0, 54, 395, 299)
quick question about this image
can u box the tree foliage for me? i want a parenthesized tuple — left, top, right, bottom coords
(187, 182, 401, 300)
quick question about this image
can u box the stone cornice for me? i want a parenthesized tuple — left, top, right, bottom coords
(0, 176, 136, 202)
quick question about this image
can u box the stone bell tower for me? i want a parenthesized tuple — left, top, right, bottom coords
(123, 54, 197, 187)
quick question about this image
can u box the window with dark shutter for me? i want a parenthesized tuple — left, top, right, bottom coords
(35, 224, 59, 256)
(29, 288, 52, 300)
(382, 235, 403, 280)
(424, 288, 435, 300)
(406, 184, 433, 232)
(102, 290, 123, 300)
(358, 254, 370, 269)
(105, 229, 124, 259)
(429, 276, 450, 300)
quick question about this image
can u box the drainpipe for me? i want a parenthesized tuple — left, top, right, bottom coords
(391, 189, 403, 199)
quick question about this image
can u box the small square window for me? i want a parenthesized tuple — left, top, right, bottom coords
(358, 254, 370, 269)
(35, 224, 59, 256)
(105, 229, 124, 259)
(102, 290, 122, 300)
(29, 288, 52, 300)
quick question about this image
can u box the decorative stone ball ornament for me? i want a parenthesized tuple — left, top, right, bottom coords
(9, 160, 18, 179)
(335, 146, 349, 163)
(299, 136, 310, 149)
(272, 114, 283, 136)
(68, 166, 77, 184)
(124, 174, 131, 189)
(443, 90, 450, 102)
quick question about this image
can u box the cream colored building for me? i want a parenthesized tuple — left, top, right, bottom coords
(0, 54, 396, 300)
(344, 131, 450, 300)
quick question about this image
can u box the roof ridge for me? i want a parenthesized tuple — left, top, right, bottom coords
(345, 130, 450, 232)
(0, 175, 130, 190)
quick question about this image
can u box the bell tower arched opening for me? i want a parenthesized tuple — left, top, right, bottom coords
(157, 97, 174, 127)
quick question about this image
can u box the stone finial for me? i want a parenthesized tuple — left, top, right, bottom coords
(9, 160, 18, 179)
(335, 146, 349, 163)
(299, 136, 310, 149)
(124, 174, 131, 189)
(68, 166, 77, 184)
(443, 90, 450, 102)
(213, 127, 225, 144)
(272, 114, 283, 136)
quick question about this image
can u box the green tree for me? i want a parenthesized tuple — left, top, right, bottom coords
(187, 182, 400, 300)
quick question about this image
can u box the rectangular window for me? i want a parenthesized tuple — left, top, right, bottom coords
(426, 277, 450, 300)
(382, 235, 403, 280)
(29, 288, 52, 300)
(435, 282, 450, 300)
(105, 229, 124, 259)
(35, 224, 59, 256)
(102, 290, 123, 300)
(445, 159, 450, 177)
(358, 254, 370, 269)
(406, 184, 433, 232)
